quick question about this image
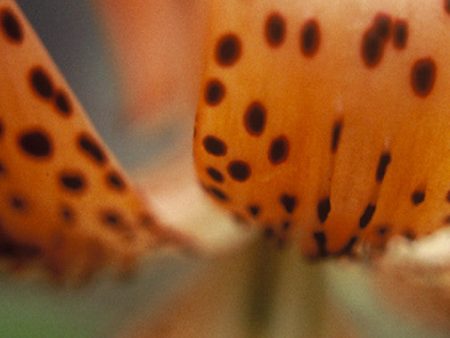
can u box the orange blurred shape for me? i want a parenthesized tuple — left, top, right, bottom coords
(95, 0, 207, 125)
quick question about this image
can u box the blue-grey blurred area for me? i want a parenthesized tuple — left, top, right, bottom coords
(16, 0, 182, 169)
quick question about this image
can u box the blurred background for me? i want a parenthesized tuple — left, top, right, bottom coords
(2, 1, 449, 337)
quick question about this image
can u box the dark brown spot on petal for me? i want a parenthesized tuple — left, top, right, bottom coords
(359, 203, 376, 229)
(361, 28, 383, 67)
(100, 210, 131, 237)
(227, 160, 251, 182)
(106, 170, 126, 191)
(411, 190, 425, 205)
(18, 129, 53, 158)
(393, 19, 408, 49)
(265, 12, 286, 47)
(247, 204, 260, 218)
(313, 231, 328, 257)
(445, 0, 450, 14)
(331, 120, 343, 153)
(208, 186, 229, 201)
(411, 58, 436, 97)
(29, 66, 54, 99)
(205, 78, 225, 106)
(206, 167, 224, 183)
(374, 13, 392, 40)
(9, 195, 27, 212)
(215, 33, 241, 67)
(0, 161, 5, 176)
(376, 225, 390, 237)
(140, 213, 155, 228)
(54, 90, 72, 116)
(203, 135, 227, 156)
(78, 133, 107, 165)
(102, 211, 121, 225)
(402, 228, 416, 240)
(301, 19, 320, 57)
(280, 194, 297, 214)
(201, 183, 229, 202)
(376, 152, 391, 182)
(60, 204, 75, 223)
(1, 8, 23, 43)
(60, 172, 86, 192)
(317, 197, 331, 223)
(361, 13, 392, 67)
(339, 236, 358, 256)
(244, 101, 266, 136)
(268, 135, 289, 165)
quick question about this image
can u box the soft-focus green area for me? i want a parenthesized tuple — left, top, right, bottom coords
(0, 254, 202, 338)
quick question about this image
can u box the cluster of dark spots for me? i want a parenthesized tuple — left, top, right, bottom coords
(244, 101, 266, 136)
(215, 33, 241, 67)
(202, 135, 227, 156)
(78, 133, 107, 165)
(265, 12, 286, 47)
(411, 189, 426, 205)
(361, 13, 392, 67)
(59, 171, 86, 192)
(227, 160, 251, 182)
(393, 20, 408, 49)
(54, 90, 72, 116)
(106, 170, 126, 191)
(60, 204, 75, 223)
(300, 19, 320, 57)
(29, 67, 75, 116)
(268, 135, 289, 164)
(279, 194, 297, 214)
(0, 118, 4, 137)
(18, 129, 53, 158)
(359, 203, 376, 229)
(30, 67, 54, 99)
(1, 8, 23, 43)
(317, 197, 331, 223)
(206, 166, 224, 183)
(313, 231, 328, 257)
(282, 221, 291, 231)
(331, 120, 343, 153)
(376, 151, 391, 182)
(9, 194, 27, 212)
(411, 58, 436, 98)
(205, 78, 225, 106)
(446, 190, 450, 202)
(247, 204, 260, 218)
